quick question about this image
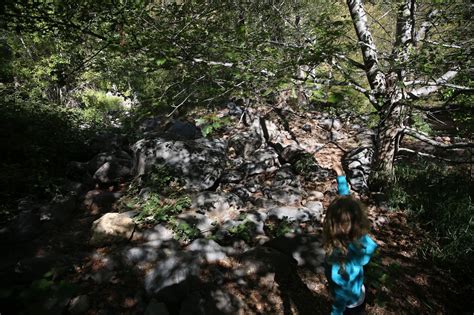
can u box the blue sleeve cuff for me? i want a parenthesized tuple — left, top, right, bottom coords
(337, 176, 350, 196)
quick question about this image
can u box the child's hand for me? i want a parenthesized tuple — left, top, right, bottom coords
(332, 160, 344, 176)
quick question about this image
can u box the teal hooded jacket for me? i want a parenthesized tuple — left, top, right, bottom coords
(325, 176, 378, 315)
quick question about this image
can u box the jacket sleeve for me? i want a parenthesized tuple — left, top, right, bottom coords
(329, 261, 362, 315)
(337, 175, 350, 196)
(348, 234, 378, 266)
(329, 235, 378, 315)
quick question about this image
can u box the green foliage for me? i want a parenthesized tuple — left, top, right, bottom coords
(134, 192, 191, 224)
(80, 89, 124, 112)
(169, 218, 201, 242)
(265, 217, 294, 238)
(294, 153, 320, 176)
(141, 164, 187, 198)
(0, 88, 101, 203)
(228, 220, 257, 244)
(195, 113, 231, 137)
(411, 111, 432, 134)
(388, 160, 473, 267)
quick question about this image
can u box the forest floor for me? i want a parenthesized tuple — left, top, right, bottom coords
(2, 104, 472, 315)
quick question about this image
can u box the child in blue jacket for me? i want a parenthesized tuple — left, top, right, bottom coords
(323, 163, 378, 315)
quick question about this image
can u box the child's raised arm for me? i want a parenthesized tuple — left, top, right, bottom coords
(333, 161, 350, 196)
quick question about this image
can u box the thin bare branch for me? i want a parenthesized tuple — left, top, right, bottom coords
(398, 147, 473, 164)
(403, 127, 474, 149)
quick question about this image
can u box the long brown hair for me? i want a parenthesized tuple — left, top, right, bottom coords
(323, 196, 370, 260)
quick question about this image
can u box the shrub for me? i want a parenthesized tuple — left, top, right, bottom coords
(134, 192, 191, 223)
(388, 159, 473, 269)
(0, 89, 100, 203)
(228, 220, 257, 244)
(264, 217, 294, 238)
(195, 113, 231, 137)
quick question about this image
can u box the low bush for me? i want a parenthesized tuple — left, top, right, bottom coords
(0, 89, 101, 206)
(388, 159, 473, 270)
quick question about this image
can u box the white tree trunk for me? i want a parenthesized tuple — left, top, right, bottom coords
(346, 0, 386, 96)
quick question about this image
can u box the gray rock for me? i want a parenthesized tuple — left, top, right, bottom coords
(176, 212, 215, 235)
(220, 170, 243, 183)
(144, 224, 174, 242)
(240, 147, 280, 175)
(264, 234, 325, 268)
(302, 124, 312, 133)
(90, 213, 135, 245)
(89, 132, 125, 153)
(343, 146, 374, 192)
(66, 161, 89, 179)
(192, 192, 243, 213)
(251, 197, 279, 209)
(210, 289, 244, 314)
(140, 116, 161, 133)
(179, 291, 206, 315)
(321, 118, 341, 130)
(42, 195, 77, 225)
(132, 137, 226, 191)
(83, 190, 122, 213)
(123, 246, 160, 264)
(308, 191, 324, 200)
(265, 187, 302, 206)
(304, 201, 323, 220)
(68, 295, 90, 314)
(238, 246, 296, 276)
(273, 164, 301, 188)
(145, 252, 201, 293)
(330, 130, 344, 141)
(267, 206, 314, 222)
(228, 131, 263, 159)
(230, 186, 251, 202)
(93, 160, 131, 184)
(166, 120, 202, 140)
(242, 212, 267, 235)
(61, 180, 85, 196)
(227, 101, 244, 116)
(187, 239, 229, 263)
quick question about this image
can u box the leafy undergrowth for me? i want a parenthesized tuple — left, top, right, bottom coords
(388, 159, 473, 273)
(365, 209, 473, 314)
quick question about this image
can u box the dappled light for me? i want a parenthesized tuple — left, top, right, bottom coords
(1, 1, 472, 314)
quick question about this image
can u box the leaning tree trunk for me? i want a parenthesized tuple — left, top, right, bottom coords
(369, 100, 406, 191)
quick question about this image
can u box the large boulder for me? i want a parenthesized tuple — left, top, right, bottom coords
(192, 192, 243, 214)
(93, 160, 131, 184)
(87, 151, 132, 184)
(239, 147, 280, 176)
(228, 131, 263, 159)
(267, 206, 316, 222)
(132, 137, 227, 191)
(165, 120, 202, 140)
(144, 239, 231, 294)
(90, 213, 135, 245)
(264, 187, 303, 206)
